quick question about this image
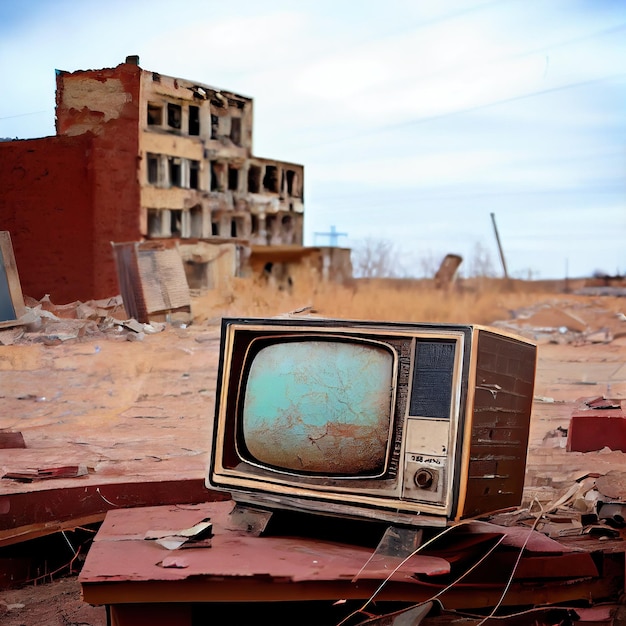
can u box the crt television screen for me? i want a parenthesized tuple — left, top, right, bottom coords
(239, 338, 395, 477)
(210, 318, 537, 526)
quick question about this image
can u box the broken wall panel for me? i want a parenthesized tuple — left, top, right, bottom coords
(0, 232, 26, 325)
(112, 241, 191, 324)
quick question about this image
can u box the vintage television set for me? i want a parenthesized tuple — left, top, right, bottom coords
(208, 317, 537, 527)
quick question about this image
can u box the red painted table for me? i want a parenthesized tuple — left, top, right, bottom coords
(79, 500, 619, 626)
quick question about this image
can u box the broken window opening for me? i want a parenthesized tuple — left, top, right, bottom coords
(147, 103, 163, 126)
(188, 106, 200, 136)
(281, 215, 294, 243)
(167, 103, 182, 130)
(211, 114, 219, 139)
(250, 214, 259, 235)
(189, 160, 200, 190)
(147, 209, 161, 237)
(169, 157, 182, 187)
(152, 73, 161, 83)
(211, 220, 220, 236)
(231, 220, 238, 238)
(263, 165, 279, 193)
(248, 165, 261, 193)
(286, 170, 296, 196)
(190, 205, 202, 238)
(210, 161, 221, 191)
(170, 210, 183, 238)
(147, 153, 159, 184)
(228, 166, 239, 192)
(265, 214, 277, 244)
(230, 117, 242, 146)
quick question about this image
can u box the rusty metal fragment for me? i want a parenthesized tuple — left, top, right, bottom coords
(2, 465, 88, 482)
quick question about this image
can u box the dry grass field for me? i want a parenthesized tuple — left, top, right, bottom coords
(191, 274, 614, 326)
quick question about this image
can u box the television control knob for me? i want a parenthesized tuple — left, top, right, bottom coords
(414, 468, 434, 490)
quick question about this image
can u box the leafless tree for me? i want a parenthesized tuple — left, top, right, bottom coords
(466, 242, 496, 278)
(351, 238, 407, 278)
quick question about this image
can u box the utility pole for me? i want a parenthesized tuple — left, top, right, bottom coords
(314, 225, 348, 247)
(490, 213, 509, 280)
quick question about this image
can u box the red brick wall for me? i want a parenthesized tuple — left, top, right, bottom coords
(0, 63, 142, 303)
(0, 136, 96, 302)
(56, 63, 143, 299)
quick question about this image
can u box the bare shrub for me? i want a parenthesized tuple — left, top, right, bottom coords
(351, 238, 407, 278)
(465, 242, 497, 278)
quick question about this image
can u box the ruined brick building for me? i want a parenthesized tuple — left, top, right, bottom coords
(0, 56, 350, 304)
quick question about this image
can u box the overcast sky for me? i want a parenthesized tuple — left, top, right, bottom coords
(1, 0, 624, 279)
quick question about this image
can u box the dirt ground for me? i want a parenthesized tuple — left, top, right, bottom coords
(1, 290, 626, 625)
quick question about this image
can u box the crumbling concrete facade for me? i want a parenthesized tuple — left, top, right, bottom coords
(0, 57, 305, 302)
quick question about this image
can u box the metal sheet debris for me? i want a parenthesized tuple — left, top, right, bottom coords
(2, 465, 88, 482)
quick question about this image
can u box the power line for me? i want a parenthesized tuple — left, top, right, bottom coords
(302, 72, 626, 149)
(0, 109, 50, 121)
(356, 21, 626, 106)
(308, 183, 624, 215)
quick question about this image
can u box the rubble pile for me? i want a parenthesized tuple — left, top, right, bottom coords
(496, 470, 626, 540)
(493, 299, 626, 345)
(0, 295, 165, 346)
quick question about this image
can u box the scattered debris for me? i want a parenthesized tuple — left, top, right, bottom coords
(596, 471, 626, 500)
(0, 294, 166, 345)
(0, 326, 24, 345)
(2, 465, 89, 482)
(145, 518, 213, 550)
(0, 432, 26, 449)
(157, 556, 190, 568)
(542, 425, 568, 449)
(493, 299, 626, 345)
(504, 470, 626, 541)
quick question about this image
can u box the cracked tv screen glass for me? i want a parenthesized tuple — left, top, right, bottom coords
(241, 340, 394, 476)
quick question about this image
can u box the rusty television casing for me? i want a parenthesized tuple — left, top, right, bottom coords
(208, 318, 537, 527)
